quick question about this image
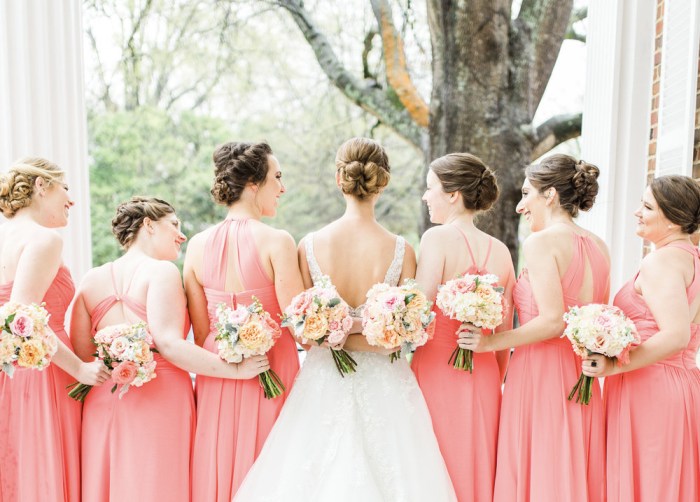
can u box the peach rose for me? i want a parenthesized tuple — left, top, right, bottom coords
(133, 342, 153, 364)
(16, 339, 46, 368)
(303, 314, 329, 341)
(238, 321, 267, 350)
(405, 289, 427, 310)
(112, 361, 138, 385)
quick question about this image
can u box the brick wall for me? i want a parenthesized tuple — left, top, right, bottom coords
(647, 0, 664, 182)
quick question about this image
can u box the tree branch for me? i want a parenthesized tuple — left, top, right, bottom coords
(565, 5, 587, 43)
(512, 0, 574, 119)
(529, 111, 582, 161)
(362, 29, 379, 80)
(370, 0, 429, 127)
(276, 0, 424, 148)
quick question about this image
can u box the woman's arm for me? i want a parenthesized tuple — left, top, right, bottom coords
(270, 230, 305, 314)
(414, 229, 445, 303)
(583, 249, 691, 377)
(183, 233, 211, 347)
(494, 253, 517, 381)
(70, 290, 96, 362)
(13, 233, 109, 385)
(149, 261, 269, 379)
(460, 232, 566, 352)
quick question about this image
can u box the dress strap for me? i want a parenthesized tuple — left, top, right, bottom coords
(304, 233, 325, 285)
(383, 236, 406, 286)
(454, 226, 478, 270)
(666, 241, 700, 304)
(481, 237, 493, 271)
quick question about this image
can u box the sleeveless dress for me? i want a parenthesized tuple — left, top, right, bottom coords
(0, 267, 81, 502)
(494, 233, 608, 502)
(604, 241, 700, 501)
(80, 263, 195, 502)
(412, 229, 501, 502)
(233, 234, 457, 502)
(191, 218, 300, 501)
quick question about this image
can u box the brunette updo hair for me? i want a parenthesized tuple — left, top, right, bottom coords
(525, 154, 600, 218)
(112, 196, 176, 249)
(211, 142, 273, 206)
(0, 157, 65, 218)
(650, 175, 700, 235)
(335, 137, 390, 199)
(430, 153, 499, 211)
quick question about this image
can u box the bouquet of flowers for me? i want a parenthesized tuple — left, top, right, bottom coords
(436, 274, 504, 373)
(0, 301, 55, 377)
(362, 279, 435, 362)
(282, 276, 356, 376)
(562, 304, 639, 404)
(215, 296, 285, 399)
(67, 321, 157, 401)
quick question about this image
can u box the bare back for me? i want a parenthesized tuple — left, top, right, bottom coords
(300, 219, 414, 309)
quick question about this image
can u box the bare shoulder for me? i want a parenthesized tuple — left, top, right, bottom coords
(185, 227, 212, 254)
(641, 246, 687, 279)
(27, 226, 63, 253)
(522, 229, 556, 255)
(419, 225, 451, 246)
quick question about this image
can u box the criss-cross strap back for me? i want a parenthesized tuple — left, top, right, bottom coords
(453, 226, 492, 275)
(89, 262, 148, 332)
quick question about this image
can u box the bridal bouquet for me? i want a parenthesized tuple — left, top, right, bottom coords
(67, 321, 157, 401)
(0, 301, 55, 377)
(562, 304, 639, 404)
(436, 274, 504, 373)
(215, 296, 285, 399)
(282, 277, 356, 376)
(362, 279, 434, 362)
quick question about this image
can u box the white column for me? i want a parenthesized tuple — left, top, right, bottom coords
(0, 0, 92, 281)
(580, 0, 656, 295)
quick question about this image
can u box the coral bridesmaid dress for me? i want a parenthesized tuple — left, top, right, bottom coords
(605, 241, 700, 501)
(191, 218, 300, 501)
(0, 267, 81, 502)
(494, 233, 608, 502)
(81, 263, 195, 502)
(412, 230, 501, 502)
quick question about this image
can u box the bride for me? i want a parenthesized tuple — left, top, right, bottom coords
(234, 138, 456, 502)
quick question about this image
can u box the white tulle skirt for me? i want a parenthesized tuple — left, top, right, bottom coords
(234, 346, 457, 502)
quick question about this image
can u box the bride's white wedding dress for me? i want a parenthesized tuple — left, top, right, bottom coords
(234, 235, 456, 502)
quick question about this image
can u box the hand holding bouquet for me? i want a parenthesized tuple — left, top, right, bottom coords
(0, 301, 56, 377)
(68, 321, 157, 401)
(436, 274, 504, 372)
(562, 304, 639, 404)
(362, 279, 434, 362)
(216, 296, 285, 399)
(282, 276, 356, 376)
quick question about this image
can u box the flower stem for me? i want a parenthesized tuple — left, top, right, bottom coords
(448, 346, 474, 373)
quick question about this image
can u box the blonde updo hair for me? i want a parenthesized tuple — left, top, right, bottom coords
(335, 137, 390, 199)
(0, 157, 65, 218)
(430, 153, 499, 212)
(112, 196, 176, 249)
(525, 154, 600, 218)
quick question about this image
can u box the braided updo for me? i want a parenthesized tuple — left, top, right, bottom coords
(335, 138, 390, 199)
(0, 157, 64, 218)
(525, 154, 600, 218)
(112, 196, 176, 249)
(211, 142, 273, 206)
(650, 175, 700, 235)
(429, 153, 499, 211)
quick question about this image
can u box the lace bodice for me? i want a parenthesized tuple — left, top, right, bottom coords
(304, 233, 406, 317)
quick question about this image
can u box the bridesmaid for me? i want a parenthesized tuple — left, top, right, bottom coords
(412, 153, 515, 502)
(187, 141, 304, 501)
(0, 158, 110, 502)
(71, 196, 269, 501)
(460, 154, 609, 502)
(583, 175, 700, 501)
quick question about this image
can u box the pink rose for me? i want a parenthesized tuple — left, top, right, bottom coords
(10, 313, 34, 338)
(112, 361, 138, 385)
(109, 337, 130, 358)
(289, 292, 313, 316)
(327, 330, 346, 345)
(229, 306, 250, 326)
(382, 293, 403, 311)
(341, 315, 353, 332)
(263, 314, 282, 339)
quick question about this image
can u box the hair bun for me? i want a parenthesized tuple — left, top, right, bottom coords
(335, 138, 390, 199)
(571, 160, 600, 212)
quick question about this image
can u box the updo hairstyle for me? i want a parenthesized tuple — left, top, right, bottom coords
(335, 137, 390, 199)
(112, 196, 175, 249)
(0, 157, 65, 218)
(211, 142, 273, 206)
(650, 175, 700, 235)
(429, 153, 499, 211)
(526, 154, 600, 218)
